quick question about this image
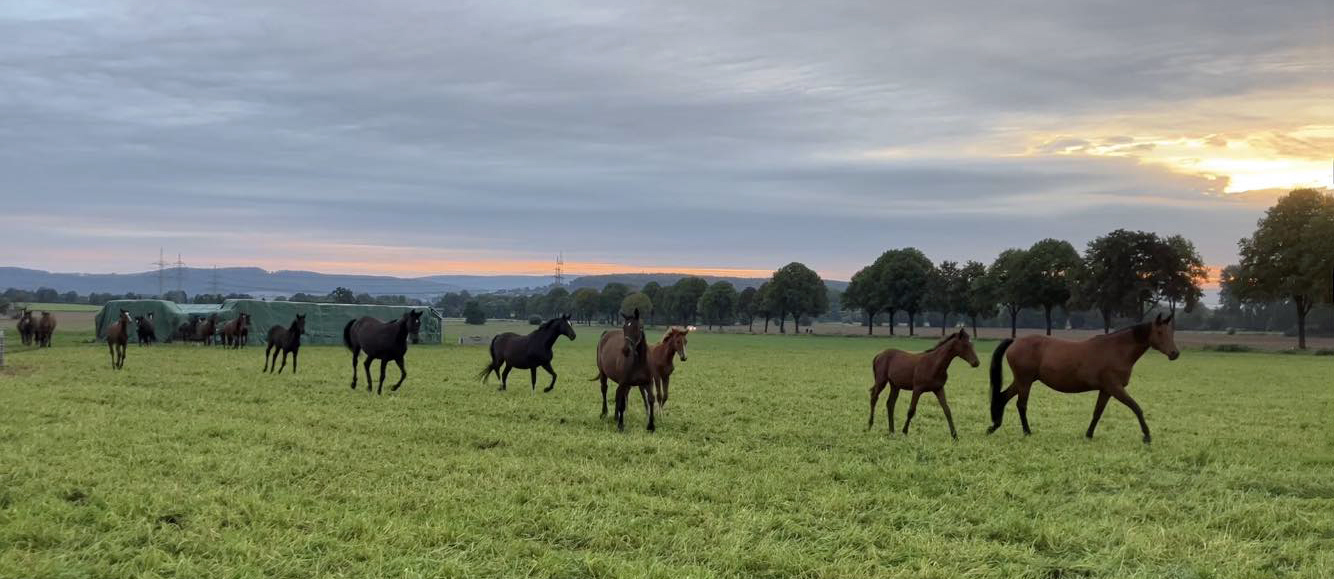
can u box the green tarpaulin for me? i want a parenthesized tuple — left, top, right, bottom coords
(94, 299, 444, 345)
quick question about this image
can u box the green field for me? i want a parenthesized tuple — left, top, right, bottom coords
(8, 302, 103, 313)
(2, 327, 1332, 578)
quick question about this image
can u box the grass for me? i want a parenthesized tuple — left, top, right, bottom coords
(8, 302, 102, 313)
(2, 327, 1333, 578)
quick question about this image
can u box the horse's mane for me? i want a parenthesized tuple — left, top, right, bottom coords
(1108, 321, 1153, 344)
(923, 332, 959, 353)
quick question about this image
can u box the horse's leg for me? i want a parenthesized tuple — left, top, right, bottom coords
(867, 381, 886, 430)
(530, 367, 538, 393)
(541, 362, 557, 393)
(600, 375, 609, 418)
(1108, 386, 1151, 444)
(118, 343, 126, 369)
(614, 383, 630, 431)
(885, 387, 901, 434)
(659, 375, 669, 414)
(901, 388, 924, 435)
(1086, 391, 1111, 439)
(987, 380, 1025, 434)
(641, 384, 656, 432)
(391, 357, 406, 391)
(349, 349, 359, 388)
(363, 358, 374, 393)
(291, 350, 298, 374)
(1016, 383, 1033, 436)
(264, 344, 272, 372)
(933, 389, 958, 440)
(108, 341, 115, 369)
(499, 364, 512, 391)
(377, 359, 388, 395)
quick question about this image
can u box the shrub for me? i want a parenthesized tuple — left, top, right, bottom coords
(463, 301, 486, 325)
(1226, 328, 1236, 336)
(528, 315, 542, 326)
(1207, 344, 1253, 353)
(1314, 349, 1334, 356)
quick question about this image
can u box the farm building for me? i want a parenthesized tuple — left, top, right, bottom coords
(94, 299, 444, 345)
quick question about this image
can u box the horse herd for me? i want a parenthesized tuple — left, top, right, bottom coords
(28, 305, 1182, 442)
(14, 309, 57, 348)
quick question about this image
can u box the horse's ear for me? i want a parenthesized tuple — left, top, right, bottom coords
(633, 308, 641, 320)
(959, 328, 969, 339)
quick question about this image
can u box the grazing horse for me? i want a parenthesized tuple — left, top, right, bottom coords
(105, 309, 132, 369)
(344, 310, 424, 395)
(477, 314, 576, 392)
(16, 310, 33, 346)
(195, 314, 219, 345)
(263, 314, 306, 374)
(649, 326, 691, 414)
(222, 313, 251, 349)
(989, 313, 1179, 444)
(868, 329, 980, 439)
(35, 312, 56, 347)
(135, 313, 157, 346)
(593, 308, 655, 432)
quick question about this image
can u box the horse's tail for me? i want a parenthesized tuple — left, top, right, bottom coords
(342, 319, 356, 351)
(476, 336, 500, 382)
(990, 339, 1014, 424)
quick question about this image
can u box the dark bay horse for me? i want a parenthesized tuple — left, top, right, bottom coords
(649, 326, 691, 414)
(594, 308, 655, 432)
(477, 314, 576, 392)
(264, 314, 306, 374)
(989, 313, 1179, 444)
(868, 329, 980, 439)
(105, 309, 131, 370)
(16, 310, 33, 346)
(344, 310, 423, 395)
(175, 317, 198, 343)
(222, 313, 251, 349)
(135, 313, 156, 345)
(195, 314, 219, 345)
(35, 312, 56, 347)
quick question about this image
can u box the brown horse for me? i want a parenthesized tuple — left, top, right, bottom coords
(344, 310, 424, 395)
(195, 313, 219, 345)
(222, 313, 251, 349)
(264, 314, 306, 374)
(105, 309, 131, 369)
(649, 326, 691, 414)
(593, 308, 655, 431)
(16, 309, 33, 346)
(35, 312, 56, 347)
(868, 329, 980, 439)
(135, 313, 157, 345)
(989, 313, 1179, 444)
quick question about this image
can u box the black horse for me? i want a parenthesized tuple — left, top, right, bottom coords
(135, 313, 157, 345)
(344, 310, 424, 395)
(477, 314, 576, 392)
(264, 314, 306, 374)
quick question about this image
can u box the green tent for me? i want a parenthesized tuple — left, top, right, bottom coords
(95, 300, 443, 345)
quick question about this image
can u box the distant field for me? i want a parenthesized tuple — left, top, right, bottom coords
(7, 302, 102, 313)
(2, 328, 1331, 578)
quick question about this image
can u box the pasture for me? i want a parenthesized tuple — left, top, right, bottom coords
(1, 327, 1332, 578)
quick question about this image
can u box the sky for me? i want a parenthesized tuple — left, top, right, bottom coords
(3, 0, 1331, 282)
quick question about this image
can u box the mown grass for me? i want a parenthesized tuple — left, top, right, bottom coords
(1, 329, 1332, 578)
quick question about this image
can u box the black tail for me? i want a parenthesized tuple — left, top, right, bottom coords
(476, 336, 500, 382)
(342, 319, 356, 351)
(990, 339, 1014, 425)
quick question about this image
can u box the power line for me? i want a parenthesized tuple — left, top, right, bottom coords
(174, 254, 186, 294)
(554, 252, 564, 287)
(151, 248, 169, 297)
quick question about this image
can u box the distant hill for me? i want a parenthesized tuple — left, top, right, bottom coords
(567, 273, 849, 292)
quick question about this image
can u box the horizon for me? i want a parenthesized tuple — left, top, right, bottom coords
(4, 2, 1331, 281)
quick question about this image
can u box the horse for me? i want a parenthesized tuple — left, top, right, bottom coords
(105, 309, 131, 369)
(34, 312, 56, 347)
(649, 326, 691, 414)
(868, 329, 980, 439)
(344, 310, 423, 395)
(195, 313, 219, 345)
(263, 314, 306, 374)
(175, 317, 199, 343)
(476, 314, 576, 392)
(989, 313, 1179, 444)
(135, 313, 157, 346)
(222, 313, 251, 349)
(16, 309, 33, 346)
(593, 308, 655, 432)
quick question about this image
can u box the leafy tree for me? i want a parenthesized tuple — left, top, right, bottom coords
(697, 281, 738, 330)
(354, 292, 375, 305)
(768, 262, 828, 334)
(669, 277, 709, 325)
(621, 292, 653, 319)
(640, 282, 662, 324)
(1025, 238, 1083, 335)
(755, 282, 775, 333)
(329, 287, 356, 304)
(61, 290, 80, 304)
(0, 297, 10, 315)
(1081, 230, 1158, 332)
(1233, 188, 1334, 349)
(35, 287, 58, 303)
(162, 290, 188, 303)
(988, 248, 1033, 338)
(880, 248, 933, 336)
(961, 260, 996, 336)
(1158, 234, 1208, 314)
(736, 286, 759, 331)
(925, 261, 963, 335)
(572, 287, 601, 325)
(463, 301, 487, 325)
(844, 263, 885, 335)
(542, 287, 572, 318)
(599, 283, 630, 324)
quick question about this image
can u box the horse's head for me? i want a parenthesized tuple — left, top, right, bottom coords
(1149, 313, 1179, 360)
(240, 313, 250, 327)
(119, 309, 132, 324)
(951, 328, 980, 368)
(293, 313, 307, 335)
(405, 310, 424, 336)
(665, 326, 691, 362)
(621, 308, 644, 359)
(557, 313, 576, 341)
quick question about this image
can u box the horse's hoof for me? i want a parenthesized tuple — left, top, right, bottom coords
(543, 387, 554, 393)
(1143, 436, 1152, 445)
(986, 426, 998, 435)
(647, 426, 655, 433)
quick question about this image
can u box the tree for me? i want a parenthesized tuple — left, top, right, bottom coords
(163, 290, 188, 303)
(621, 292, 653, 319)
(697, 281, 739, 330)
(61, 290, 80, 304)
(755, 282, 775, 333)
(961, 260, 996, 337)
(768, 262, 828, 334)
(1081, 230, 1160, 332)
(1234, 189, 1334, 349)
(736, 287, 758, 332)
(35, 287, 58, 303)
(463, 301, 487, 325)
(572, 287, 601, 325)
(599, 283, 630, 324)
(669, 277, 708, 325)
(925, 261, 963, 335)
(1158, 234, 1208, 314)
(641, 282, 662, 324)
(543, 287, 572, 318)
(845, 264, 886, 335)
(880, 248, 933, 336)
(354, 292, 375, 305)
(1025, 238, 1083, 335)
(329, 287, 356, 304)
(988, 248, 1033, 338)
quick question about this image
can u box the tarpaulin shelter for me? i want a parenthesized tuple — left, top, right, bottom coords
(95, 299, 443, 345)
